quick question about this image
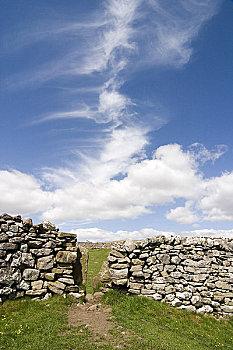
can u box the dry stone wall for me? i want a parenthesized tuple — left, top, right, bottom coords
(0, 213, 84, 303)
(108, 236, 233, 318)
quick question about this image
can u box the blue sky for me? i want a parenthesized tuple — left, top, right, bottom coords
(1, 0, 233, 241)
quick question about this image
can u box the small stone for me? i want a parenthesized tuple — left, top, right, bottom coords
(109, 268, 128, 280)
(42, 293, 52, 300)
(0, 233, 8, 242)
(87, 304, 98, 311)
(21, 253, 35, 267)
(22, 218, 33, 227)
(66, 285, 79, 292)
(31, 248, 52, 256)
(44, 273, 55, 281)
(26, 289, 47, 296)
(153, 293, 163, 301)
(85, 294, 94, 303)
(0, 287, 13, 295)
(31, 280, 43, 290)
(37, 255, 54, 270)
(18, 280, 30, 291)
(23, 269, 40, 281)
(221, 305, 233, 313)
(56, 251, 77, 264)
(27, 240, 43, 248)
(197, 305, 213, 314)
(171, 298, 182, 307)
(69, 292, 84, 300)
(58, 278, 74, 285)
(0, 243, 17, 250)
(124, 239, 136, 252)
(47, 281, 66, 294)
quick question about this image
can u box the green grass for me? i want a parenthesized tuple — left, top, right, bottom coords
(86, 248, 111, 294)
(103, 290, 233, 350)
(0, 291, 233, 350)
(0, 295, 114, 350)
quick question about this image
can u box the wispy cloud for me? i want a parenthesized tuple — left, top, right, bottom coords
(139, 0, 222, 67)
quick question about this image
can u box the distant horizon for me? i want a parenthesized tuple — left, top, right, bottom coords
(1, 0, 233, 241)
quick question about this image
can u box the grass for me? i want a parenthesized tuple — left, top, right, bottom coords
(86, 248, 111, 294)
(0, 295, 112, 350)
(103, 290, 233, 350)
(0, 291, 233, 350)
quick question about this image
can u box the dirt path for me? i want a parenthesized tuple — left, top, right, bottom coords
(68, 301, 114, 338)
(68, 292, 134, 348)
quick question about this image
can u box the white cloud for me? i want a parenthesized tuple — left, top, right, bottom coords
(0, 170, 52, 215)
(40, 143, 203, 221)
(71, 227, 172, 242)
(180, 229, 233, 239)
(166, 201, 199, 224)
(71, 226, 233, 242)
(98, 90, 132, 123)
(143, 0, 221, 67)
(83, 126, 148, 184)
(188, 143, 227, 164)
(2, 143, 233, 228)
(199, 172, 233, 222)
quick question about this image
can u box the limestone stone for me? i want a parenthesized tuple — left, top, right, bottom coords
(31, 248, 52, 256)
(124, 239, 136, 252)
(37, 255, 54, 270)
(153, 293, 162, 301)
(110, 268, 128, 280)
(158, 254, 170, 265)
(26, 289, 47, 296)
(164, 294, 175, 302)
(132, 270, 144, 277)
(221, 305, 233, 313)
(69, 292, 84, 300)
(0, 243, 17, 250)
(180, 305, 196, 312)
(112, 278, 128, 285)
(0, 287, 14, 295)
(21, 253, 35, 267)
(18, 280, 30, 291)
(110, 250, 126, 259)
(197, 305, 213, 314)
(215, 281, 232, 290)
(47, 281, 66, 294)
(22, 218, 33, 227)
(129, 282, 143, 290)
(31, 280, 43, 290)
(27, 240, 43, 248)
(56, 251, 77, 264)
(171, 256, 181, 264)
(0, 233, 8, 242)
(128, 289, 140, 294)
(93, 260, 110, 291)
(132, 259, 144, 265)
(111, 263, 129, 269)
(44, 273, 55, 281)
(23, 269, 40, 281)
(58, 278, 74, 285)
(66, 285, 79, 292)
(191, 295, 202, 307)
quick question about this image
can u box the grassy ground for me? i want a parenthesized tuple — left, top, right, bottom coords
(0, 291, 233, 350)
(86, 248, 111, 294)
(103, 290, 233, 350)
(0, 295, 103, 350)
